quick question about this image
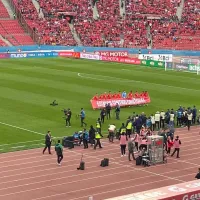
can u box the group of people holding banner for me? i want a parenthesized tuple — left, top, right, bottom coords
(92, 91, 149, 100)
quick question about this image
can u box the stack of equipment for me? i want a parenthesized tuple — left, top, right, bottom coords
(100, 158, 109, 167)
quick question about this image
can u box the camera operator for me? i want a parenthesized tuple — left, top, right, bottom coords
(66, 108, 72, 127)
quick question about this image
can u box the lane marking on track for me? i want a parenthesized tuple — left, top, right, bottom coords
(0, 121, 45, 136)
(77, 72, 200, 92)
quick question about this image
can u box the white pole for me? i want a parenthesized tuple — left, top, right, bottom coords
(165, 61, 167, 71)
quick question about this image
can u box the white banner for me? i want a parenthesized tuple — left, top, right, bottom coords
(80, 53, 100, 60)
(138, 54, 173, 62)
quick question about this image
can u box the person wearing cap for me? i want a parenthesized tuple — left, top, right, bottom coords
(171, 136, 181, 158)
(128, 138, 136, 161)
(195, 168, 200, 179)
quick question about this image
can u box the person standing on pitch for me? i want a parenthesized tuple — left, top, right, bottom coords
(80, 108, 87, 127)
(55, 140, 63, 166)
(128, 138, 136, 161)
(96, 118, 101, 134)
(43, 131, 52, 154)
(105, 103, 111, 119)
(82, 128, 89, 149)
(160, 110, 165, 128)
(115, 103, 120, 120)
(171, 136, 181, 158)
(192, 106, 197, 124)
(65, 108, 72, 127)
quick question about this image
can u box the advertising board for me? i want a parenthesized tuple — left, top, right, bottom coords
(138, 54, 173, 62)
(94, 51, 128, 57)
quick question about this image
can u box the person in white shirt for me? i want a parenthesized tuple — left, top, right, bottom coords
(160, 110, 165, 128)
(150, 114, 155, 131)
(108, 124, 116, 142)
(187, 112, 193, 131)
(169, 111, 175, 126)
(155, 111, 161, 130)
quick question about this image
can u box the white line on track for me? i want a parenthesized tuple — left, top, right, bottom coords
(77, 73, 200, 92)
(0, 121, 45, 136)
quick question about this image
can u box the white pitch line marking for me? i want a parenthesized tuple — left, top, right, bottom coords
(0, 121, 45, 136)
(77, 72, 200, 92)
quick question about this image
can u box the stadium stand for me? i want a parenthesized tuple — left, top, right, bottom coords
(0, 0, 199, 49)
(0, 1, 10, 18)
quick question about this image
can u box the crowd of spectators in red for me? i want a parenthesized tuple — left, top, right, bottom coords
(92, 91, 149, 100)
(1, 0, 199, 50)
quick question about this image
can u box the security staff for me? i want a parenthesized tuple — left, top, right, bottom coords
(119, 123, 126, 135)
(43, 131, 52, 154)
(96, 118, 101, 134)
(126, 121, 132, 138)
(94, 131, 102, 150)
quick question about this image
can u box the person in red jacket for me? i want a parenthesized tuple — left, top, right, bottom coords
(128, 90, 133, 99)
(171, 136, 181, 158)
(92, 93, 99, 100)
(107, 91, 111, 99)
(116, 91, 121, 98)
(112, 93, 117, 99)
(134, 91, 139, 98)
(99, 93, 104, 100)
(167, 136, 173, 155)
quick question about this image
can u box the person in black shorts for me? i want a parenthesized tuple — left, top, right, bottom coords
(43, 131, 52, 154)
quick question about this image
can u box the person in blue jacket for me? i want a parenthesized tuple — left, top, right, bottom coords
(82, 128, 89, 149)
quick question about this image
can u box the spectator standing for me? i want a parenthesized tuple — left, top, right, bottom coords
(150, 114, 155, 131)
(192, 106, 197, 124)
(187, 111, 193, 131)
(155, 111, 161, 130)
(169, 111, 175, 126)
(160, 110, 165, 128)
(171, 136, 181, 158)
(43, 131, 52, 154)
(119, 132, 127, 157)
(128, 138, 136, 161)
(167, 136, 173, 155)
(89, 125, 95, 146)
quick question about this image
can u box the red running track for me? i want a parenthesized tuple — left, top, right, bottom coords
(0, 126, 200, 200)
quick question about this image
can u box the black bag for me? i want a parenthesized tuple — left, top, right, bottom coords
(136, 156, 142, 166)
(79, 161, 85, 170)
(77, 155, 85, 170)
(104, 158, 109, 166)
(100, 160, 106, 167)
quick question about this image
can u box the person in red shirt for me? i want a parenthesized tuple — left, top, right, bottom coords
(92, 93, 99, 100)
(128, 90, 133, 99)
(134, 91, 139, 98)
(116, 91, 121, 98)
(112, 93, 117, 99)
(107, 91, 111, 99)
(140, 91, 145, 98)
(99, 93, 104, 100)
(144, 91, 149, 98)
(102, 92, 107, 99)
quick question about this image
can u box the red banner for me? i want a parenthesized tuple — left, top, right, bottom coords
(58, 52, 80, 58)
(105, 180, 200, 200)
(100, 56, 141, 65)
(90, 97, 150, 109)
(95, 51, 128, 57)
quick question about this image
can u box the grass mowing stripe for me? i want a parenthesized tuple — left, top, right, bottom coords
(78, 72, 200, 92)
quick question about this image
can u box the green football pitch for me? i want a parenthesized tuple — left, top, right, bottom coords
(0, 57, 199, 152)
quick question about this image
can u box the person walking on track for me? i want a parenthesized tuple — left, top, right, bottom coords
(171, 136, 181, 158)
(128, 138, 136, 161)
(55, 140, 63, 166)
(94, 131, 103, 150)
(119, 132, 127, 157)
(43, 131, 52, 154)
